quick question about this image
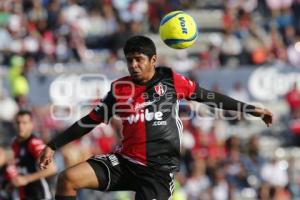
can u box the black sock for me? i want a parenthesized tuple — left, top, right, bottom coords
(55, 195, 76, 200)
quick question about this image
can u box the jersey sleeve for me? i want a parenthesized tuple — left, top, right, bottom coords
(172, 71, 197, 100)
(172, 70, 256, 113)
(28, 137, 46, 159)
(193, 84, 256, 113)
(88, 87, 116, 124)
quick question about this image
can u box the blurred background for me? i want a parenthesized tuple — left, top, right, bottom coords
(0, 0, 300, 199)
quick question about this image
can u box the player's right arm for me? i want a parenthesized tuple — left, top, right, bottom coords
(39, 88, 115, 169)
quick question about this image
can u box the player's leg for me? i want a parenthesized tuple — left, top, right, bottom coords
(55, 161, 107, 200)
(135, 171, 175, 200)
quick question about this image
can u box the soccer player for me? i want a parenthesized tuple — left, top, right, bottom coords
(39, 36, 273, 200)
(0, 147, 18, 200)
(11, 110, 57, 200)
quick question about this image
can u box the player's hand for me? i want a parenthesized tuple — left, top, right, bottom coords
(11, 175, 28, 187)
(39, 146, 55, 170)
(252, 107, 273, 127)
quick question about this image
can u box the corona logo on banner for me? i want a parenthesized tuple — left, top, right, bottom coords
(249, 67, 300, 101)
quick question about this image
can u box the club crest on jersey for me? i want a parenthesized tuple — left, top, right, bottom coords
(154, 83, 167, 96)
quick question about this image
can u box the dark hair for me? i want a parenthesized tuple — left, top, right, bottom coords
(16, 110, 32, 119)
(123, 35, 156, 58)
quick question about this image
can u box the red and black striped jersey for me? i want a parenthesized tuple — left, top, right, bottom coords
(12, 135, 52, 200)
(89, 67, 197, 171)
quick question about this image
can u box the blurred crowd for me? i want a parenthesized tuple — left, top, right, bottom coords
(0, 0, 299, 70)
(1, 0, 300, 200)
(0, 0, 197, 66)
(216, 0, 300, 68)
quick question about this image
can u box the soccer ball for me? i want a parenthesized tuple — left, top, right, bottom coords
(159, 11, 198, 49)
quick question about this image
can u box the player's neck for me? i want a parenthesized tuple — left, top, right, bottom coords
(17, 135, 31, 142)
(134, 69, 156, 85)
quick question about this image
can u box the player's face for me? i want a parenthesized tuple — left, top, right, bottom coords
(126, 53, 157, 84)
(16, 114, 34, 140)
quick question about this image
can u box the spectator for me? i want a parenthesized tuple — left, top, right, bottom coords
(260, 158, 288, 187)
(211, 168, 230, 200)
(243, 135, 266, 186)
(287, 41, 300, 66)
(184, 158, 211, 200)
(288, 157, 300, 199)
(219, 29, 243, 67)
(0, 89, 18, 145)
(8, 56, 30, 108)
(224, 136, 250, 193)
(266, 0, 294, 11)
(285, 82, 300, 118)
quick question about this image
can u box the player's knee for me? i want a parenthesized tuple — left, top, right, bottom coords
(58, 170, 79, 189)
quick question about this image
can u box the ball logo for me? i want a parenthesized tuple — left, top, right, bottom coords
(159, 11, 198, 49)
(178, 17, 188, 34)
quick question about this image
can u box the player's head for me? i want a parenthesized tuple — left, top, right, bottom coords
(15, 110, 34, 140)
(123, 35, 157, 84)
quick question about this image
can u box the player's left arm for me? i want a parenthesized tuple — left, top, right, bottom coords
(172, 71, 273, 126)
(192, 84, 273, 126)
